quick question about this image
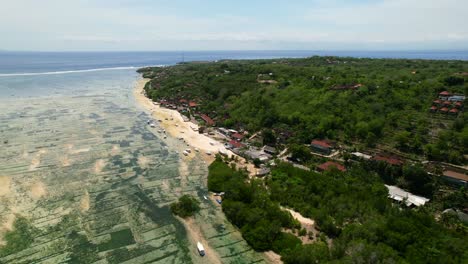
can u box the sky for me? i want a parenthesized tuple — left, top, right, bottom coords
(0, 0, 467, 51)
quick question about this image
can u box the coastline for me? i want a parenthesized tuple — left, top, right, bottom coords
(133, 78, 274, 263)
(133, 78, 257, 175)
(133, 78, 229, 164)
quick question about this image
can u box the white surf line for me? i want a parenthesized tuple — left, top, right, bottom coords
(0, 65, 165, 77)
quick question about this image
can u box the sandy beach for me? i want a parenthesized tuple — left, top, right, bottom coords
(133, 78, 257, 175)
(134, 78, 272, 263)
(133, 78, 230, 164)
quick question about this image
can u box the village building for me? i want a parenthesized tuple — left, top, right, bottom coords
(439, 91, 452, 100)
(442, 101, 452, 107)
(218, 127, 231, 135)
(372, 154, 403, 166)
(351, 152, 372, 160)
(449, 108, 459, 115)
(231, 133, 244, 141)
(263, 146, 277, 155)
(189, 101, 198, 108)
(310, 139, 334, 155)
(228, 139, 245, 149)
(329, 83, 363, 91)
(448, 95, 466, 102)
(256, 167, 271, 177)
(439, 107, 449, 113)
(442, 170, 468, 186)
(244, 148, 271, 162)
(385, 185, 430, 207)
(317, 161, 346, 172)
(200, 114, 215, 126)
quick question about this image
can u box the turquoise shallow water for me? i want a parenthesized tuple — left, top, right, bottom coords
(0, 69, 266, 263)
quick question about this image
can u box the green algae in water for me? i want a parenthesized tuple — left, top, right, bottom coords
(98, 229, 135, 251)
(0, 70, 267, 264)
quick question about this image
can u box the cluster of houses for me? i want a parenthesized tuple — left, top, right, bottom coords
(159, 98, 198, 111)
(158, 98, 218, 127)
(429, 91, 465, 115)
(311, 139, 405, 173)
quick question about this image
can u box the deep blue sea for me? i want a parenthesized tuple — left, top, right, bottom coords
(0, 50, 467, 75)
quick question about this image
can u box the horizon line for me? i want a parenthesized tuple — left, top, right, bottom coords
(1, 49, 468, 53)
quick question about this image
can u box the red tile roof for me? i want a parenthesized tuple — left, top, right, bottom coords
(443, 101, 451, 105)
(440, 107, 449, 112)
(455, 102, 463, 107)
(439, 91, 451, 96)
(372, 155, 403, 166)
(317, 161, 346, 172)
(443, 170, 468, 182)
(179, 99, 188, 103)
(232, 133, 244, 140)
(449, 108, 459, 113)
(311, 139, 332, 149)
(430, 106, 437, 110)
(189, 101, 198, 107)
(229, 140, 245, 149)
(433, 99, 442, 104)
(200, 114, 215, 126)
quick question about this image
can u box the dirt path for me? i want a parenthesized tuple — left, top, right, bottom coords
(178, 217, 223, 264)
(0, 176, 12, 196)
(283, 207, 318, 244)
(264, 251, 283, 264)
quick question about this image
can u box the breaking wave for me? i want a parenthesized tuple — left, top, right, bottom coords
(0, 66, 155, 77)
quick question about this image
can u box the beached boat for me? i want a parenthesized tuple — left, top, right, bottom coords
(183, 150, 189, 156)
(197, 242, 205, 256)
(203, 195, 208, 200)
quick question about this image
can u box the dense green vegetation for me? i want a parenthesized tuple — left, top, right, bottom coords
(208, 157, 300, 252)
(0, 217, 38, 258)
(170, 195, 200, 218)
(208, 157, 468, 263)
(141, 57, 467, 164)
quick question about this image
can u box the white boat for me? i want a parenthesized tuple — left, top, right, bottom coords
(197, 242, 205, 256)
(185, 148, 191, 153)
(203, 195, 208, 200)
(150, 123, 156, 128)
(183, 150, 189, 156)
(195, 148, 200, 152)
(206, 151, 212, 155)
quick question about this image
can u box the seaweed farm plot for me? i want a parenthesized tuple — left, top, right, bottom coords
(0, 73, 266, 263)
(0, 95, 191, 263)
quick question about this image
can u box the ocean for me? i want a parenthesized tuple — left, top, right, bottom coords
(0, 50, 466, 263)
(1, 50, 467, 75)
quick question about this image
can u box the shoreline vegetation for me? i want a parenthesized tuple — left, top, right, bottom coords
(137, 56, 467, 263)
(208, 155, 467, 263)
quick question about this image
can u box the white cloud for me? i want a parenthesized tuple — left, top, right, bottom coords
(0, 0, 466, 50)
(303, 0, 468, 43)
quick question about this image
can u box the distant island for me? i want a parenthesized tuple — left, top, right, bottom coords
(138, 56, 467, 263)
